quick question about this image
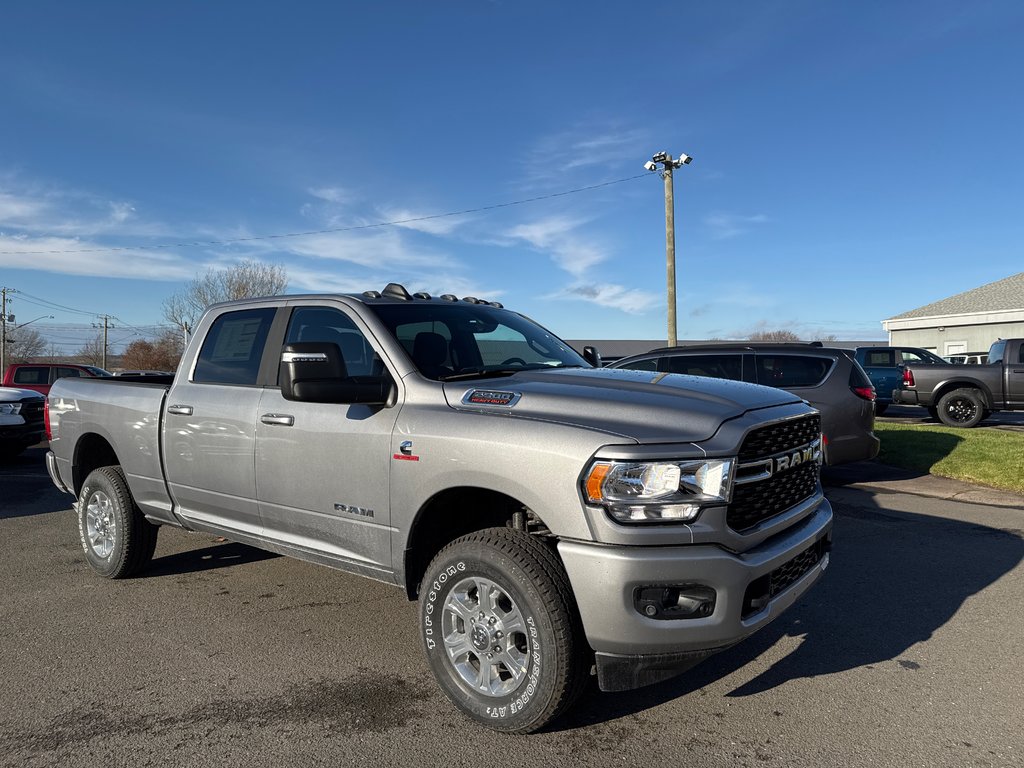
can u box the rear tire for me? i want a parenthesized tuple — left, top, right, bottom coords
(935, 388, 985, 428)
(78, 466, 159, 578)
(419, 527, 589, 733)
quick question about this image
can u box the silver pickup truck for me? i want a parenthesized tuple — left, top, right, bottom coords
(46, 283, 833, 733)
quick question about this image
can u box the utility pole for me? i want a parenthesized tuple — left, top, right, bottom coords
(1, 287, 9, 375)
(94, 315, 114, 369)
(644, 151, 693, 347)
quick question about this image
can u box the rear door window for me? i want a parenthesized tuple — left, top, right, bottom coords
(55, 367, 84, 380)
(661, 354, 743, 381)
(754, 354, 833, 388)
(864, 350, 895, 367)
(12, 366, 48, 385)
(193, 308, 276, 385)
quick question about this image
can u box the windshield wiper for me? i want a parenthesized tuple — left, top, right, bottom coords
(439, 364, 585, 382)
(439, 369, 521, 382)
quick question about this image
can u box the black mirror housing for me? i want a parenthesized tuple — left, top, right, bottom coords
(583, 345, 603, 368)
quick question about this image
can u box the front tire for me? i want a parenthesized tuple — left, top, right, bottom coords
(419, 528, 589, 733)
(936, 388, 985, 428)
(78, 466, 159, 578)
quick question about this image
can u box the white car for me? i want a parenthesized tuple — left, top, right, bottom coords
(0, 386, 46, 459)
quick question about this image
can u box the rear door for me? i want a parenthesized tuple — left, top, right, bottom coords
(255, 303, 400, 574)
(1006, 342, 1024, 408)
(858, 349, 901, 403)
(162, 306, 279, 537)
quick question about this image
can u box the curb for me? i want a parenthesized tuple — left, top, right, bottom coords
(821, 461, 1024, 510)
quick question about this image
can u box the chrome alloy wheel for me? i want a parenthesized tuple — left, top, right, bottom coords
(441, 576, 531, 697)
(85, 490, 117, 559)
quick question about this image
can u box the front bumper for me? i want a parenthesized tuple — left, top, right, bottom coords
(0, 422, 43, 449)
(557, 497, 833, 691)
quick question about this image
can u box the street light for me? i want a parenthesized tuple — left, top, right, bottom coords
(14, 314, 54, 329)
(645, 150, 693, 347)
(1, 314, 53, 371)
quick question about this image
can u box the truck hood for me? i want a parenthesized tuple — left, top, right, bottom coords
(0, 386, 44, 402)
(443, 367, 802, 444)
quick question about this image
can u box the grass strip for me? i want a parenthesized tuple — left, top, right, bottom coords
(874, 422, 1024, 494)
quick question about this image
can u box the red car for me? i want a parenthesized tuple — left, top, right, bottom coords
(2, 363, 112, 396)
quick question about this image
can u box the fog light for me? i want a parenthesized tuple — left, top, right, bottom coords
(634, 585, 716, 620)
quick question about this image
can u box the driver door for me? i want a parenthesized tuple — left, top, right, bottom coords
(255, 304, 400, 576)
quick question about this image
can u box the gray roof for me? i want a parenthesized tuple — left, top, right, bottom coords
(888, 271, 1024, 320)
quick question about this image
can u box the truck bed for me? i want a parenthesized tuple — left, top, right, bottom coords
(48, 377, 174, 522)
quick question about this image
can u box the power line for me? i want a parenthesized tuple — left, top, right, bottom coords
(0, 174, 652, 256)
(12, 291, 100, 317)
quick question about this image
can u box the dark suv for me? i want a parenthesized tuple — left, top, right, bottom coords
(609, 343, 879, 466)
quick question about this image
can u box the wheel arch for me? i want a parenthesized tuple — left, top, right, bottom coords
(932, 379, 994, 408)
(72, 432, 121, 496)
(402, 486, 553, 599)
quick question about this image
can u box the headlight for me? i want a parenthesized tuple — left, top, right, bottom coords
(583, 458, 733, 524)
(0, 403, 22, 416)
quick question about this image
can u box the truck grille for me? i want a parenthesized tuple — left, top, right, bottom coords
(19, 398, 45, 427)
(738, 414, 820, 460)
(728, 414, 821, 533)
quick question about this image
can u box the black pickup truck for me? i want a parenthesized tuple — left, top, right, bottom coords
(894, 338, 1024, 427)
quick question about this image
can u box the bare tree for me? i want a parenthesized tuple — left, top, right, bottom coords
(121, 330, 183, 371)
(163, 260, 288, 334)
(77, 333, 105, 367)
(748, 329, 801, 342)
(7, 327, 47, 363)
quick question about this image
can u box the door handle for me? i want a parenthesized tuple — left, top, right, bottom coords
(167, 405, 193, 416)
(261, 413, 295, 427)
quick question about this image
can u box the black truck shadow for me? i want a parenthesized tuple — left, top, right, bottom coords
(145, 540, 281, 577)
(557, 485, 1023, 729)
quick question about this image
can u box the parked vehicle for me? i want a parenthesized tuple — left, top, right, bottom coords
(45, 284, 833, 733)
(2, 362, 111, 396)
(943, 353, 989, 365)
(894, 338, 1024, 427)
(609, 343, 879, 466)
(853, 346, 947, 415)
(0, 386, 45, 458)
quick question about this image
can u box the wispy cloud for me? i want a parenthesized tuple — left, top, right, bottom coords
(308, 186, 354, 205)
(0, 233, 193, 281)
(378, 207, 467, 236)
(504, 215, 606, 276)
(557, 282, 659, 314)
(283, 229, 457, 269)
(521, 126, 649, 185)
(705, 212, 769, 240)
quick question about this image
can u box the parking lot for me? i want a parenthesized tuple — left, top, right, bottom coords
(879, 405, 1024, 432)
(1, 445, 1022, 768)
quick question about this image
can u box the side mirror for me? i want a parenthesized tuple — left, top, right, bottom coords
(582, 345, 603, 368)
(281, 342, 391, 405)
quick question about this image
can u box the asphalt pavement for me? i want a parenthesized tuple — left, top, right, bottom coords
(1, 446, 1022, 768)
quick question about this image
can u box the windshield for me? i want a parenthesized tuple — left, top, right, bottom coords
(368, 303, 589, 381)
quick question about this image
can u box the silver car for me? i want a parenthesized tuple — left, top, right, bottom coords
(609, 343, 879, 465)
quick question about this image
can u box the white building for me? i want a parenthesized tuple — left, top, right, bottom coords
(882, 271, 1024, 356)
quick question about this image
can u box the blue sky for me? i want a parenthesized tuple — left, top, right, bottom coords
(2, 1, 1023, 353)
